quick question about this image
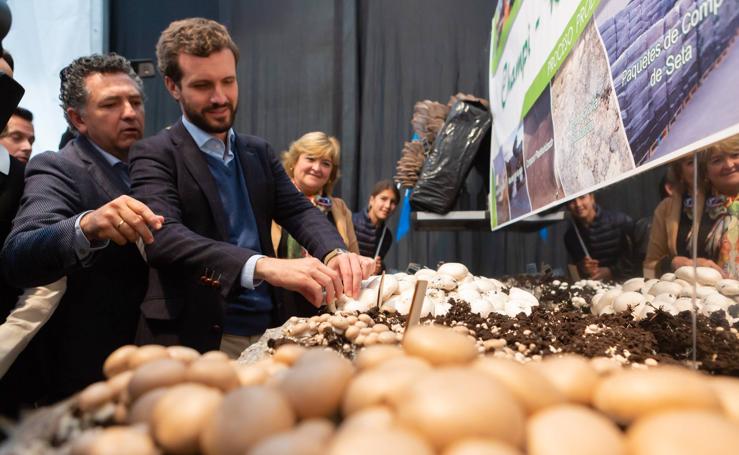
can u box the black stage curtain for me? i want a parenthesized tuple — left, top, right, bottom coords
(110, 0, 662, 277)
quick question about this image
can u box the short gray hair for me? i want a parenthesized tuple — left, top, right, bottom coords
(59, 53, 143, 131)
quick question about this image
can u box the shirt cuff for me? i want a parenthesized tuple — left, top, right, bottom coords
(240, 254, 266, 289)
(74, 211, 109, 263)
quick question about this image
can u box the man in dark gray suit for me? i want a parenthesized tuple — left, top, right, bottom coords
(1, 53, 163, 402)
(130, 18, 373, 356)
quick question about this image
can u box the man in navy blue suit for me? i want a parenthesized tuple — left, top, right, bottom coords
(1, 53, 163, 402)
(130, 18, 373, 357)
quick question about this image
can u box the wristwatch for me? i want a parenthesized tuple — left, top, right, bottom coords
(323, 248, 348, 265)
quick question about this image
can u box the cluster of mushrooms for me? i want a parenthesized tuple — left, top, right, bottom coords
(334, 262, 541, 319)
(584, 266, 739, 324)
(59, 325, 739, 454)
(332, 263, 738, 328)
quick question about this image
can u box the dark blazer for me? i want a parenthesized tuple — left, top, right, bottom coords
(129, 120, 345, 352)
(1, 137, 147, 403)
(0, 154, 24, 316)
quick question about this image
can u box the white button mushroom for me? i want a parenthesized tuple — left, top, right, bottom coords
(437, 263, 469, 281)
(716, 279, 739, 297)
(648, 281, 682, 297)
(613, 291, 645, 313)
(622, 277, 645, 293)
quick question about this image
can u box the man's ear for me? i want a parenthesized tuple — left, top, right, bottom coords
(67, 108, 87, 135)
(164, 76, 181, 101)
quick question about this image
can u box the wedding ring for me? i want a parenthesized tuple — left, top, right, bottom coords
(117, 219, 125, 229)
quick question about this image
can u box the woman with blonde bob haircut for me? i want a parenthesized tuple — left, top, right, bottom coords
(272, 132, 359, 316)
(645, 134, 739, 278)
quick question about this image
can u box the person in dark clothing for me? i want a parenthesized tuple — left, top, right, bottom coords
(564, 193, 635, 280)
(352, 180, 400, 274)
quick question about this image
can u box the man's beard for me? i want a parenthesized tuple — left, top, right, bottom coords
(183, 99, 237, 135)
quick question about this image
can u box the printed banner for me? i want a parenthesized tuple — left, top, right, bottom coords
(489, 0, 739, 229)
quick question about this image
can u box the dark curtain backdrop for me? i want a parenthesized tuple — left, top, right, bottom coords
(110, 0, 663, 277)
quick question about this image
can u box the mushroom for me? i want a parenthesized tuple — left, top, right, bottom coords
(166, 346, 201, 364)
(675, 266, 723, 286)
(437, 263, 469, 281)
(429, 273, 458, 291)
(710, 376, 739, 424)
(395, 367, 525, 449)
(75, 426, 158, 455)
(473, 358, 564, 414)
(613, 291, 645, 313)
(354, 345, 404, 370)
(716, 279, 739, 296)
(278, 349, 354, 419)
(403, 325, 477, 366)
(127, 345, 169, 370)
(527, 405, 625, 455)
(128, 358, 187, 402)
(622, 277, 645, 293)
(328, 428, 434, 455)
(103, 345, 139, 378)
(150, 383, 223, 455)
(626, 410, 739, 455)
(77, 381, 116, 413)
(593, 367, 720, 424)
(648, 281, 682, 297)
(532, 355, 600, 405)
(200, 386, 296, 455)
(185, 358, 240, 392)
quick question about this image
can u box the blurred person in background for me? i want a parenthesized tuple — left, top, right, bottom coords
(273, 131, 359, 316)
(644, 154, 697, 277)
(0, 107, 34, 163)
(564, 192, 635, 280)
(353, 179, 399, 274)
(646, 136, 739, 278)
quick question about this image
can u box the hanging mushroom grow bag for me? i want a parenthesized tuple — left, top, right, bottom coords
(410, 100, 492, 214)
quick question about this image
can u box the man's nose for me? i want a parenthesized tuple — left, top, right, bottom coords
(211, 84, 228, 105)
(121, 101, 137, 118)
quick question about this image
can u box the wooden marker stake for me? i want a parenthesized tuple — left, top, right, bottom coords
(375, 271, 386, 309)
(404, 279, 428, 339)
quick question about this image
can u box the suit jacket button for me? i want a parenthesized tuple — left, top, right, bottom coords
(210, 324, 222, 334)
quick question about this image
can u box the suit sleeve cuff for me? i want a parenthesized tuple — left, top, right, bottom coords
(74, 211, 109, 264)
(240, 254, 266, 289)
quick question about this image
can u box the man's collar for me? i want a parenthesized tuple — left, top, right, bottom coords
(0, 144, 10, 175)
(181, 115, 235, 151)
(86, 138, 124, 167)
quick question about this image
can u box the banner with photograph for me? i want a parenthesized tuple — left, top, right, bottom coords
(489, 0, 739, 229)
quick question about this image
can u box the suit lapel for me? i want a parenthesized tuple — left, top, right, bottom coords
(171, 121, 230, 241)
(235, 137, 267, 221)
(75, 137, 129, 200)
(235, 135, 274, 253)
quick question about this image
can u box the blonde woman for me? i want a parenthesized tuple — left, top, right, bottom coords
(272, 132, 359, 316)
(645, 135, 739, 278)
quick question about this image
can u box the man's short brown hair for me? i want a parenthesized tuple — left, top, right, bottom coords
(156, 18, 239, 84)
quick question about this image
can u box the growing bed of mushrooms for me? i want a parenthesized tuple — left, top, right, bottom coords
(272, 263, 739, 373)
(4, 326, 739, 455)
(4, 263, 739, 454)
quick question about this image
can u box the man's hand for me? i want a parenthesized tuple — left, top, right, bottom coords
(373, 256, 382, 275)
(590, 267, 613, 281)
(255, 257, 342, 307)
(581, 256, 599, 277)
(327, 252, 375, 298)
(79, 195, 164, 246)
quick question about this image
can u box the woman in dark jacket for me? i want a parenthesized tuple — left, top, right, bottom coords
(352, 180, 400, 274)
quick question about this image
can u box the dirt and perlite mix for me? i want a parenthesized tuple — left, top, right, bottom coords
(270, 275, 739, 376)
